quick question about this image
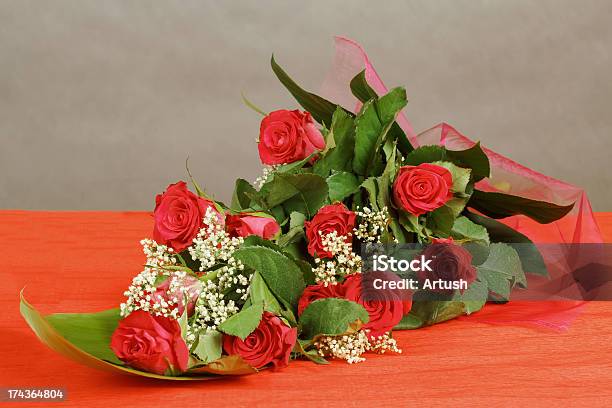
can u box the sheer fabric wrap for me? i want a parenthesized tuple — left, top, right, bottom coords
(320, 36, 603, 330)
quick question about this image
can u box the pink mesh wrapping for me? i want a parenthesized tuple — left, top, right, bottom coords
(321, 36, 603, 330)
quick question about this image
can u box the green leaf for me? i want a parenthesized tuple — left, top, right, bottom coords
(327, 171, 360, 202)
(463, 242, 490, 266)
(451, 216, 490, 244)
(350, 69, 378, 102)
(465, 211, 547, 276)
(313, 108, 356, 177)
(353, 99, 381, 175)
(353, 88, 407, 176)
(193, 331, 222, 364)
(361, 177, 380, 211)
(446, 142, 490, 181)
(294, 339, 330, 365)
(377, 87, 409, 124)
(407, 298, 466, 326)
(404, 145, 446, 166)
(233, 246, 306, 309)
(185, 355, 257, 376)
(478, 268, 511, 299)
(178, 307, 188, 340)
(403, 143, 489, 182)
(394, 313, 424, 330)
(45, 308, 122, 364)
(271, 55, 346, 126)
(249, 271, 282, 314)
(350, 70, 414, 154)
(478, 243, 526, 288)
(468, 190, 575, 224)
(456, 278, 488, 314)
(299, 298, 369, 340)
(426, 205, 455, 236)
(258, 173, 328, 218)
(218, 303, 264, 341)
(275, 154, 316, 174)
(20, 293, 226, 380)
(289, 211, 306, 229)
(432, 161, 471, 194)
(277, 225, 304, 247)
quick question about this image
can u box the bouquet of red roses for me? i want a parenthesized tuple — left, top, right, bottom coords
(21, 41, 583, 379)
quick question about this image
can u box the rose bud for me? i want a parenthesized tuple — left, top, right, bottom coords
(223, 311, 297, 370)
(431, 237, 454, 244)
(304, 203, 356, 258)
(258, 109, 325, 165)
(342, 273, 412, 338)
(153, 181, 222, 253)
(110, 310, 189, 375)
(225, 212, 280, 240)
(418, 242, 477, 294)
(298, 283, 345, 316)
(152, 273, 202, 316)
(392, 163, 453, 216)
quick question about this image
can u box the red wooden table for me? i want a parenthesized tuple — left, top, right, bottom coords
(1, 211, 611, 407)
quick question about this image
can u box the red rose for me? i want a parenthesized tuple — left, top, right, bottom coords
(110, 310, 189, 375)
(304, 203, 356, 258)
(152, 273, 202, 316)
(392, 163, 453, 216)
(153, 181, 221, 252)
(342, 273, 412, 338)
(297, 283, 345, 316)
(225, 213, 280, 240)
(223, 311, 297, 370)
(419, 242, 477, 294)
(258, 109, 325, 165)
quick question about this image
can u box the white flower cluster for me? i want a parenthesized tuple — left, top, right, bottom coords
(369, 332, 402, 355)
(120, 239, 180, 318)
(187, 208, 251, 339)
(254, 164, 283, 189)
(186, 280, 240, 345)
(314, 330, 402, 364)
(120, 269, 200, 320)
(141, 238, 177, 268)
(315, 330, 370, 364)
(189, 208, 244, 270)
(353, 206, 390, 243)
(119, 268, 161, 317)
(313, 231, 362, 286)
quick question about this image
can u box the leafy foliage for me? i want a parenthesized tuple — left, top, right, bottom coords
(233, 245, 305, 311)
(468, 190, 575, 224)
(218, 302, 264, 340)
(20, 292, 254, 379)
(298, 298, 369, 340)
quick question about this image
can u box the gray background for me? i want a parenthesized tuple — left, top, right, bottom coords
(1, 0, 611, 211)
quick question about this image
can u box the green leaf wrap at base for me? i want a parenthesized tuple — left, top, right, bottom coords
(20, 291, 256, 379)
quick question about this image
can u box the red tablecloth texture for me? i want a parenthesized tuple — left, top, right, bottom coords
(1, 211, 611, 407)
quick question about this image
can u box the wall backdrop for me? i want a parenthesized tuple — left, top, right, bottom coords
(1, 0, 611, 210)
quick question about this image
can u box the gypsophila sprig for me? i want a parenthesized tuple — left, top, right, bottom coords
(186, 208, 251, 340)
(315, 330, 370, 364)
(312, 230, 362, 286)
(254, 164, 283, 189)
(141, 238, 177, 268)
(369, 333, 402, 355)
(354, 206, 390, 243)
(189, 207, 244, 270)
(120, 269, 200, 319)
(314, 330, 402, 364)
(120, 239, 181, 318)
